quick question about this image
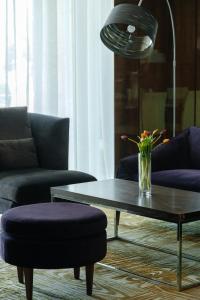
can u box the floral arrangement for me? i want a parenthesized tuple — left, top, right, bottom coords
(121, 129, 169, 156)
(121, 129, 170, 195)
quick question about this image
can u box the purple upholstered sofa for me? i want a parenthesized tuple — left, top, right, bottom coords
(117, 127, 200, 192)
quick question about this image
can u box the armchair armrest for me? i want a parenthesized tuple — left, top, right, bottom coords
(29, 113, 69, 170)
(116, 154, 138, 180)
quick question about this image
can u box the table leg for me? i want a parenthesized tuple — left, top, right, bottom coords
(114, 211, 120, 238)
(177, 221, 182, 291)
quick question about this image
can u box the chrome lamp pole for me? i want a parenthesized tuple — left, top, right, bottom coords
(100, 0, 176, 136)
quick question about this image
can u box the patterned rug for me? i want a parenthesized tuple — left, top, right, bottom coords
(1, 209, 200, 299)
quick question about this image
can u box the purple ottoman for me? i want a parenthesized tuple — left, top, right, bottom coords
(0, 202, 107, 299)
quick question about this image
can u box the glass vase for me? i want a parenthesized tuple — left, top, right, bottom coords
(138, 152, 151, 197)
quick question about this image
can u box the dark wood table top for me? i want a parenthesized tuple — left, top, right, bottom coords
(51, 179, 200, 224)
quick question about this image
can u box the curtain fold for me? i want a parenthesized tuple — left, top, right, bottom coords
(0, 0, 29, 106)
(0, 0, 114, 180)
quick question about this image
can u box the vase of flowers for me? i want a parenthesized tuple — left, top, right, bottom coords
(138, 152, 151, 196)
(121, 129, 169, 197)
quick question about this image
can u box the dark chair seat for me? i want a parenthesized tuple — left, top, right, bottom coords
(1, 203, 107, 298)
(151, 169, 200, 192)
(0, 168, 96, 206)
(131, 169, 200, 192)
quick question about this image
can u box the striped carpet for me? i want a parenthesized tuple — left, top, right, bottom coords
(1, 209, 200, 299)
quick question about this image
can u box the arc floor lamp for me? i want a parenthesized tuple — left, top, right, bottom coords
(100, 0, 176, 136)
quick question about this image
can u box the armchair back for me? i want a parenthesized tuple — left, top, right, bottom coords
(29, 113, 69, 170)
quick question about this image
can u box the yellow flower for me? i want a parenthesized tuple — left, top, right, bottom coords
(152, 129, 159, 136)
(163, 138, 170, 144)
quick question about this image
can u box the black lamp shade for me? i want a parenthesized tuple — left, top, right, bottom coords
(100, 3, 158, 59)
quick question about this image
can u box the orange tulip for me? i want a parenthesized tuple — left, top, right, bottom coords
(143, 130, 151, 136)
(141, 131, 150, 139)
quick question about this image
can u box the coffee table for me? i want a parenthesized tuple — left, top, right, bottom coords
(51, 178, 200, 291)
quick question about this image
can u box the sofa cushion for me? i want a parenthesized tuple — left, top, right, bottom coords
(0, 168, 96, 205)
(0, 107, 31, 139)
(0, 138, 38, 170)
(151, 128, 190, 171)
(151, 169, 200, 192)
(189, 126, 200, 169)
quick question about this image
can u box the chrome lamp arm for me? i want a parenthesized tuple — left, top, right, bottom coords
(165, 0, 176, 137)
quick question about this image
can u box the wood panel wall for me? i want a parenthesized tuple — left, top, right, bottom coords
(115, 0, 200, 168)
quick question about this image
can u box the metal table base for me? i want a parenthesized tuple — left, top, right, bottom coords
(102, 211, 200, 291)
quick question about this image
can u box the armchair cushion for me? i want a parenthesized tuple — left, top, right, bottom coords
(0, 168, 96, 206)
(0, 107, 39, 170)
(0, 138, 38, 170)
(0, 107, 31, 139)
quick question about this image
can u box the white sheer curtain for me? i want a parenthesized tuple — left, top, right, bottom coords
(0, 0, 30, 107)
(0, 0, 114, 180)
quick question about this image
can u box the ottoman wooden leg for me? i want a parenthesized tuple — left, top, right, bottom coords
(74, 267, 80, 279)
(17, 266, 24, 284)
(85, 264, 94, 296)
(24, 268, 33, 300)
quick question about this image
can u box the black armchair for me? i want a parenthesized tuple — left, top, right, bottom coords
(0, 107, 96, 212)
(117, 127, 200, 192)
